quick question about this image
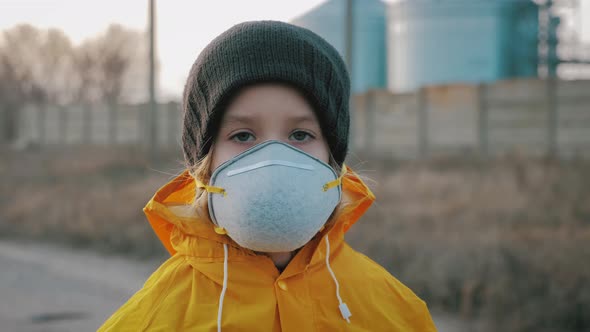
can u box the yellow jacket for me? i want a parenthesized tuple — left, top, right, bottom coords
(98, 166, 437, 331)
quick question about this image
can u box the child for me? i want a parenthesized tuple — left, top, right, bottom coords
(98, 20, 436, 331)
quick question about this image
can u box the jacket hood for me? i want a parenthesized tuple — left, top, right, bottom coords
(143, 165, 375, 267)
(99, 166, 437, 331)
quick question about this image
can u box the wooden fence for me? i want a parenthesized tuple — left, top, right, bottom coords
(4, 78, 590, 160)
(11, 101, 183, 150)
(353, 78, 590, 159)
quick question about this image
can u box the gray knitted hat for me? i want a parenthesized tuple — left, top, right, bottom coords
(181, 20, 351, 166)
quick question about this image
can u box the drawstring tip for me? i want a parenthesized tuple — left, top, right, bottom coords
(339, 302, 352, 323)
(325, 235, 352, 324)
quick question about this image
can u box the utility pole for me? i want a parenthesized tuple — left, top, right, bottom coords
(345, 0, 353, 71)
(538, 0, 551, 77)
(148, 0, 157, 164)
(345, 0, 355, 150)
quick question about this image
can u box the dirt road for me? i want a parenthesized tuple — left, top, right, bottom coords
(0, 239, 163, 332)
(0, 239, 466, 332)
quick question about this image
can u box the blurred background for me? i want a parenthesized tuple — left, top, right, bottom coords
(1, 0, 589, 331)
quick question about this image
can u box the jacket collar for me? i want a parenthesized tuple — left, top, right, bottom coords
(143, 165, 375, 273)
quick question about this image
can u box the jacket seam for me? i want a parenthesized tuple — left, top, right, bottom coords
(140, 256, 186, 331)
(307, 269, 320, 332)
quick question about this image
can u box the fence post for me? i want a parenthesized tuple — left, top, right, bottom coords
(137, 103, 144, 146)
(59, 105, 68, 144)
(365, 90, 377, 155)
(83, 103, 92, 144)
(477, 83, 489, 157)
(38, 105, 46, 145)
(0, 105, 18, 145)
(417, 87, 429, 158)
(0, 106, 6, 145)
(0, 106, 4, 144)
(547, 77, 558, 157)
(167, 102, 176, 148)
(109, 102, 118, 144)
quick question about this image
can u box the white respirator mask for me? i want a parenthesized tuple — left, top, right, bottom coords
(196, 140, 344, 252)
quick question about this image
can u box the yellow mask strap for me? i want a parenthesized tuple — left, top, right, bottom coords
(322, 163, 347, 192)
(214, 226, 227, 235)
(193, 178, 228, 235)
(195, 178, 227, 197)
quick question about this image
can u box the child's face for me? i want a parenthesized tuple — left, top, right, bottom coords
(211, 83, 330, 171)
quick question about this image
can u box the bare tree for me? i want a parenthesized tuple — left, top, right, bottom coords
(40, 29, 75, 105)
(0, 23, 149, 147)
(0, 24, 46, 144)
(92, 24, 143, 144)
(72, 24, 148, 144)
(0, 25, 75, 145)
(39, 29, 75, 143)
(72, 40, 102, 144)
(0, 51, 21, 143)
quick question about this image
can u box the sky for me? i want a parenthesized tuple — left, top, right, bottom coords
(1, 0, 589, 100)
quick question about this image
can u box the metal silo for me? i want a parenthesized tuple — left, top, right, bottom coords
(291, 0, 387, 94)
(388, 0, 540, 92)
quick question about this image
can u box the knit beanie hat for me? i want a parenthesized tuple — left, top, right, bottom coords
(181, 20, 351, 167)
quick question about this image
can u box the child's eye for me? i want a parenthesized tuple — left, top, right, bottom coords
(289, 130, 314, 142)
(230, 131, 255, 142)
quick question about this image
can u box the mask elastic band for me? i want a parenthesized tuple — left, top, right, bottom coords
(195, 178, 227, 197)
(322, 163, 347, 192)
(214, 226, 227, 235)
(217, 243, 229, 332)
(325, 235, 352, 323)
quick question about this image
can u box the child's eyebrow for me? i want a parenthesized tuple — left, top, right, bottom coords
(223, 114, 256, 126)
(289, 115, 317, 125)
(223, 114, 318, 126)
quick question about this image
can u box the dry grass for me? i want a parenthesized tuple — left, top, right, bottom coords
(345, 153, 590, 332)
(1, 147, 589, 331)
(0, 146, 183, 258)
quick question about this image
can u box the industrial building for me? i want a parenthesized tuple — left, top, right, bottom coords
(388, 0, 543, 92)
(291, 0, 585, 93)
(290, 0, 387, 94)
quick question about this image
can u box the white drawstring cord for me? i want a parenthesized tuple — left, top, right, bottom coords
(217, 239, 349, 328)
(217, 243, 228, 332)
(325, 236, 352, 323)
